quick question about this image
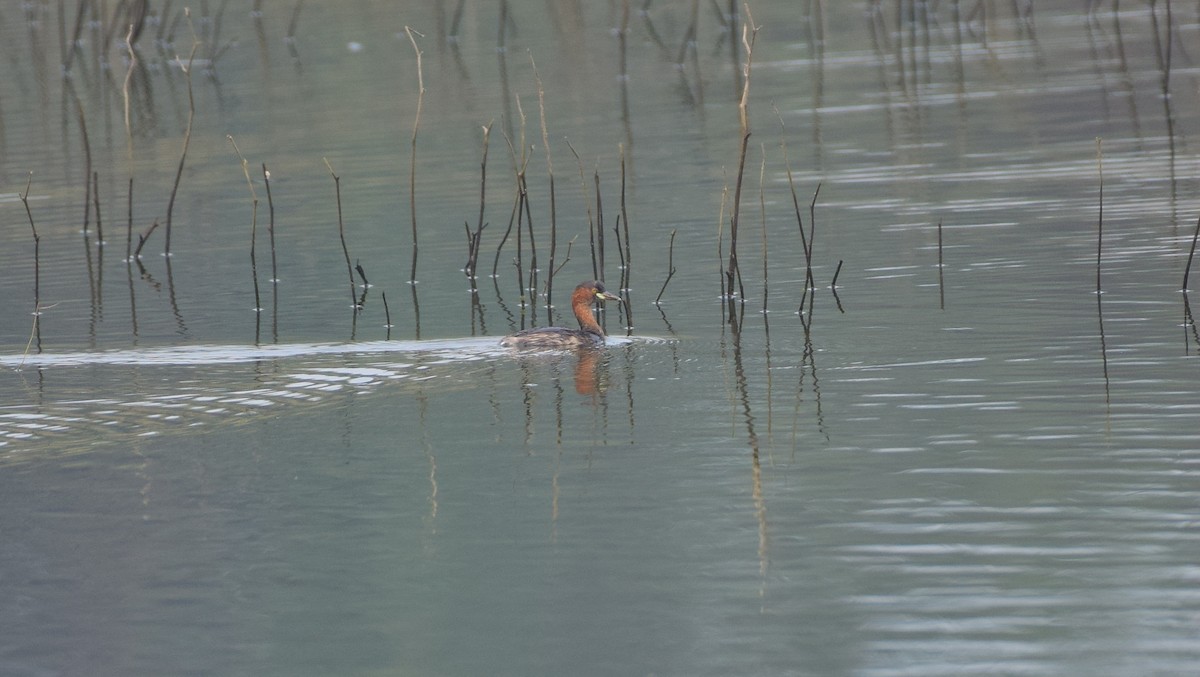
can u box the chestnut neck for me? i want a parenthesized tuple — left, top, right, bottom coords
(571, 288, 604, 336)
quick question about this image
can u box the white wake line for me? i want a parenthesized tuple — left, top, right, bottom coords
(838, 357, 988, 370)
(1, 338, 505, 368)
(0, 336, 646, 368)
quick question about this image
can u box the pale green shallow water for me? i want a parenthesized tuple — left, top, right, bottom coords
(2, 2, 1200, 676)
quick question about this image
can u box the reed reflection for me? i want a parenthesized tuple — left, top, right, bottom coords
(509, 341, 632, 544)
(722, 303, 770, 601)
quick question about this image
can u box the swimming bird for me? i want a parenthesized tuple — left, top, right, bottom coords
(500, 280, 622, 348)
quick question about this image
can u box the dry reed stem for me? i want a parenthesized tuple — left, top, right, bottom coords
(758, 142, 768, 314)
(521, 171, 539, 311)
(477, 121, 493, 236)
(619, 143, 633, 328)
(92, 171, 103, 246)
(492, 193, 519, 278)
(552, 235, 577, 278)
(126, 177, 134, 261)
(262, 163, 278, 282)
(62, 0, 87, 73)
(503, 96, 535, 307)
(937, 220, 944, 308)
(717, 173, 729, 301)
(19, 172, 41, 309)
(1184, 215, 1200, 292)
(806, 182, 822, 285)
(228, 135, 262, 312)
(619, 145, 631, 276)
(532, 55, 559, 311)
(773, 103, 814, 291)
(677, 0, 700, 65)
(134, 220, 159, 259)
(404, 26, 426, 283)
(286, 0, 303, 40)
(594, 170, 605, 283)
(725, 4, 758, 303)
(565, 139, 599, 281)
(467, 122, 493, 287)
(512, 93, 538, 310)
(1096, 137, 1104, 294)
(75, 98, 93, 234)
(123, 24, 136, 146)
(655, 229, 678, 305)
(494, 101, 531, 291)
(165, 14, 200, 257)
(449, 0, 466, 39)
(323, 157, 358, 309)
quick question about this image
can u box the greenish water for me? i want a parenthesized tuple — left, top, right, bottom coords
(3, 2, 1200, 676)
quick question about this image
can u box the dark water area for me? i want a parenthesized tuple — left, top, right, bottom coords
(2, 2, 1200, 675)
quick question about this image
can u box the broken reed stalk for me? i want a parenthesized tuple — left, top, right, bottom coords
(134, 220, 159, 259)
(725, 5, 758, 304)
(532, 56, 559, 311)
(262, 163, 278, 283)
(404, 26, 425, 283)
(553, 235, 576, 277)
(1096, 138, 1103, 294)
(324, 158, 358, 309)
(656, 228, 678, 304)
(20, 173, 41, 311)
(228, 135, 262, 312)
(1183, 215, 1200, 292)
(831, 260, 844, 287)
(165, 19, 200, 257)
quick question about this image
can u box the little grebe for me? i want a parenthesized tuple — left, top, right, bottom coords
(500, 280, 622, 348)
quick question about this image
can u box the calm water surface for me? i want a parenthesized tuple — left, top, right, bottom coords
(2, 2, 1200, 675)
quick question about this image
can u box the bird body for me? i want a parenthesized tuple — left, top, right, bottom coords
(500, 281, 621, 348)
